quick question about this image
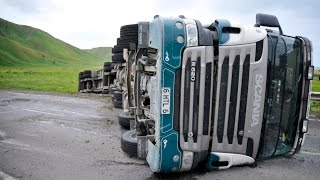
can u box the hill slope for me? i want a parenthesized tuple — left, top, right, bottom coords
(0, 18, 107, 67)
(84, 47, 112, 61)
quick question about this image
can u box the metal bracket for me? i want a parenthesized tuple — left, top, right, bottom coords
(138, 22, 149, 49)
(136, 64, 143, 71)
(137, 136, 148, 159)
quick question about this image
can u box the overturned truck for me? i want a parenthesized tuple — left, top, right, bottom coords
(82, 13, 314, 173)
(119, 13, 314, 173)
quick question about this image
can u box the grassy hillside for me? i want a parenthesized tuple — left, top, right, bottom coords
(0, 18, 107, 67)
(0, 18, 111, 93)
(84, 47, 112, 61)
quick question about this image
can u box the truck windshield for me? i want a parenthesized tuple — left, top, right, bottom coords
(259, 34, 303, 158)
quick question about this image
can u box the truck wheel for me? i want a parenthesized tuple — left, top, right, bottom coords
(104, 66, 112, 72)
(78, 72, 83, 91)
(113, 100, 123, 109)
(117, 38, 137, 46)
(118, 112, 135, 130)
(120, 24, 138, 35)
(83, 70, 92, 78)
(112, 91, 122, 101)
(121, 129, 137, 157)
(104, 62, 112, 67)
(112, 53, 126, 63)
(112, 45, 125, 53)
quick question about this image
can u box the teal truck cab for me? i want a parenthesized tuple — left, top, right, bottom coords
(120, 14, 313, 173)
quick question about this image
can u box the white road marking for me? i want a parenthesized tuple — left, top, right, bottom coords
(51, 109, 106, 119)
(0, 138, 50, 154)
(309, 118, 319, 121)
(1, 139, 31, 148)
(0, 109, 24, 114)
(1, 105, 105, 119)
(0, 139, 34, 152)
(20, 132, 39, 137)
(0, 171, 17, 180)
(301, 151, 320, 156)
(23, 108, 62, 116)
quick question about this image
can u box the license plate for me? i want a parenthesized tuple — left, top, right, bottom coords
(161, 88, 171, 114)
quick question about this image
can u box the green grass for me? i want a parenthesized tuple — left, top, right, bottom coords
(0, 18, 111, 93)
(0, 67, 101, 93)
(0, 18, 106, 68)
(312, 79, 320, 92)
(313, 70, 320, 92)
(310, 101, 320, 115)
(84, 47, 112, 61)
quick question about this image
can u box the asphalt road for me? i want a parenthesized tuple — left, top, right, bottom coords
(0, 90, 319, 180)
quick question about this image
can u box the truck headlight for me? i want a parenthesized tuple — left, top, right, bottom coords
(185, 23, 198, 47)
(307, 66, 314, 80)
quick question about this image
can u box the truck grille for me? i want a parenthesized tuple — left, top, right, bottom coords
(211, 41, 267, 159)
(179, 46, 214, 152)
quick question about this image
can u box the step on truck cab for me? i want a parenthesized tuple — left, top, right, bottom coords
(125, 13, 313, 173)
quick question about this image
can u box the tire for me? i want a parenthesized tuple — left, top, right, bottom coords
(120, 24, 138, 34)
(118, 112, 135, 129)
(118, 24, 138, 50)
(78, 72, 83, 91)
(112, 53, 125, 63)
(112, 91, 122, 101)
(80, 72, 84, 79)
(83, 70, 92, 78)
(117, 38, 137, 46)
(120, 31, 138, 36)
(112, 45, 125, 53)
(113, 100, 122, 109)
(79, 72, 83, 79)
(119, 36, 138, 42)
(121, 129, 137, 157)
(104, 66, 112, 72)
(104, 62, 112, 67)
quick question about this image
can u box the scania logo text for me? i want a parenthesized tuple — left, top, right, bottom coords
(251, 74, 263, 127)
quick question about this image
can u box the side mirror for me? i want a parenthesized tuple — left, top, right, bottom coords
(307, 66, 314, 80)
(254, 13, 283, 35)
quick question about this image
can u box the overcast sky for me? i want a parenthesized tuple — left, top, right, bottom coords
(0, 0, 319, 66)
